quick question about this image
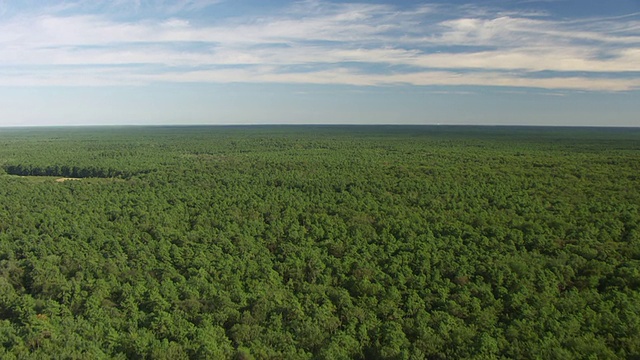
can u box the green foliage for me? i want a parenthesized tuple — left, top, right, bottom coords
(0, 125, 639, 358)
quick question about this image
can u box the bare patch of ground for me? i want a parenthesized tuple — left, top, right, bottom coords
(55, 177, 82, 182)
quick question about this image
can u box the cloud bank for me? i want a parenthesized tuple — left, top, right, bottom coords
(0, 0, 639, 91)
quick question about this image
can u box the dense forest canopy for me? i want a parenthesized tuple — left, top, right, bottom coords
(0, 126, 639, 359)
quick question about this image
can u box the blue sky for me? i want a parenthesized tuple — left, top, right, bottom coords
(0, 0, 638, 126)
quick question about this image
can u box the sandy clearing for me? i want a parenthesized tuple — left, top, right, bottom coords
(56, 177, 82, 182)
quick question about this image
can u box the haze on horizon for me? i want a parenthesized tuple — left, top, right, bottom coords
(0, 0, 639, 127)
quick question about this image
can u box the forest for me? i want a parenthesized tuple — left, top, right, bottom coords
(0, 125, 639, 359)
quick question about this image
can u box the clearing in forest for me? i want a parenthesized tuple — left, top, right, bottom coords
(55, 177, 82, 182)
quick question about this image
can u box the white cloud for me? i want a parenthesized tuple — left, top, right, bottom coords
(0, 1, 638, 91)
(36, 0, 225, 16)
(135, 68, 640, 92)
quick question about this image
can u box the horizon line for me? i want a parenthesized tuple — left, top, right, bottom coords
(1, 123, 639, 130)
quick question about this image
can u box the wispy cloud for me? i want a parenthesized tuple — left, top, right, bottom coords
(29, 0, 225, 17)
(0, 0, 638, 91)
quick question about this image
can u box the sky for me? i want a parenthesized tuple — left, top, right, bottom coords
(0, 0, 639, 127)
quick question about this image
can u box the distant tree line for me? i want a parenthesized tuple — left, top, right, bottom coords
(2, 164, 149, 179)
